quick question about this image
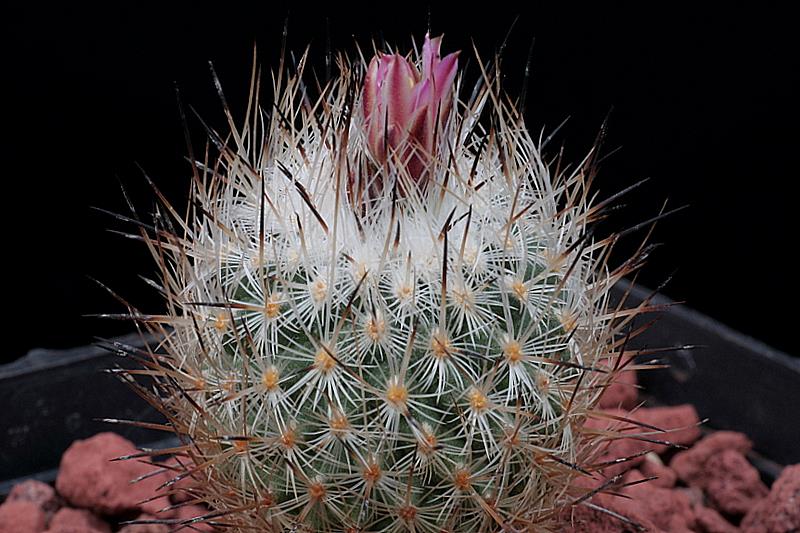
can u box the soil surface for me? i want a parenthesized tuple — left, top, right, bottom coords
(1, 371, 798, 532)
(552, 371, 800, 532)
(0, 433, 212, 533)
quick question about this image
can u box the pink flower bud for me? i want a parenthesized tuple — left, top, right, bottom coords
(362, 34, 459, 188)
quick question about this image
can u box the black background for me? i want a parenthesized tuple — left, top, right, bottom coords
(3, 3, 796, 363)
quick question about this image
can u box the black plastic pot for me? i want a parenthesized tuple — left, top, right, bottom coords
(2, 281, 798, 497)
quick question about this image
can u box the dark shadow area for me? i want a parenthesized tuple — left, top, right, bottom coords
(3, 3, 796, 362)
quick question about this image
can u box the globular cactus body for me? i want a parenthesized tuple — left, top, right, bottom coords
(123, 35, 645, 532)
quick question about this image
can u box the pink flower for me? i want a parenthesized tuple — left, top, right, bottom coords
(362, 34, 459, 187)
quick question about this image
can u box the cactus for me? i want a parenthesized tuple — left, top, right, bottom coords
(113, 34, 655, 532)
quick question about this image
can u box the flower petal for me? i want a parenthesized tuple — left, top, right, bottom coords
(404, 103, 437, 184)
(432, 51, 460, 103)
(413, 79, 432, 110)
(367, 107, 387, 161)
(422, 33, 443, 80)
(382, 55, 416, 130)
(362, 56, 381, 121)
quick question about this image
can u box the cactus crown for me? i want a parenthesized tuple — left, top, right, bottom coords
(117, 36, 650, 532)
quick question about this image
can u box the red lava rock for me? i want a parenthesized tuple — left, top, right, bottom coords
(671, 432, 767, 516)
(619, 470, 696, 532)
(55, 432, 175, 517)
(159, 458, 201, 504)
(47, 507, 110, 533)
(117, 514, 169, 533)
(47, 528, 98, 533)
(174, 505, 215, 532)
(671, 431, 753, 484)
(741, 463, 800, 533)
(555, 494, 662, 533)
(0, 500, 47, 533)
(583, 413, 647, 479)
(621, 468, 646, 487)
(632, 405, 703, 453)
(639, 452, 678, 489)
(590, 436, 649, 479)
(586, 405, 701, 478)
(598, 368, 639, 410)
(693, 505, 739, 533)
(678, 486, 706, 508)
(704, 449, 769, 516)
(6, 480, 61, 521)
